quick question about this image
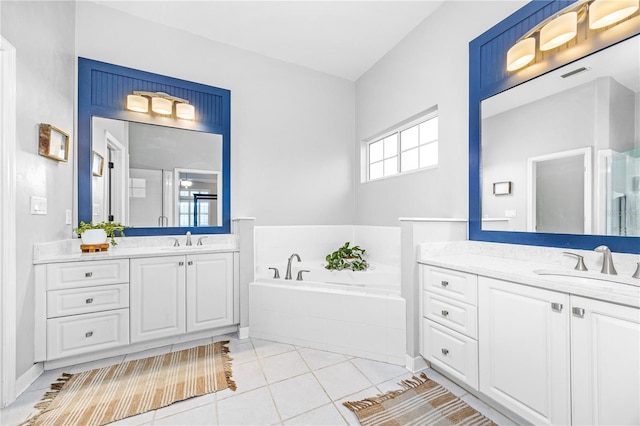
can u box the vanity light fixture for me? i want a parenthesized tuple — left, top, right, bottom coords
(506, 0, 639, 72)
(126, 94, 148, 113)
(126, 91, 195, 120)
(507, 38, 536, 71)
(589, 0, 639, 29)
(540, 12, 578, 51)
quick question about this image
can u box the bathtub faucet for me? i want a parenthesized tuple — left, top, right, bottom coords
(285, 253, 301, 280)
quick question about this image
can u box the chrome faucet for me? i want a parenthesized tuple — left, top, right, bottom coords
(185, 231, 192, 246)
(285, 253, 301, 280)
(594, 245, 617, 275)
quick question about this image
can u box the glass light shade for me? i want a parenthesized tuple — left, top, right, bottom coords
(180, 179, 193, 188)
(151, 97, 173, 115)
(507, 38, 536, 71)
(126, 94, 148, 113)
(589, 0, 639, 29)
(175, 103, 195, 120)
(540, 12, 578, 51)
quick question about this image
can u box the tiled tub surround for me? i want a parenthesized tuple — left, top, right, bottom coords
(417, 240, 640, 425)
(251, 225, 405, 365)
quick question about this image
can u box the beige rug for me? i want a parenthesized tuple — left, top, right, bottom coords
(27, 340, 235, 426)
(343, 373, 496, 426)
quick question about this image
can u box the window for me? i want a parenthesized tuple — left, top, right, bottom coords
(367, 114, 438, 181)
(179, 189, 210, 227)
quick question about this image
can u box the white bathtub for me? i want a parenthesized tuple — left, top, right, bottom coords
(249, 263, 406, 365)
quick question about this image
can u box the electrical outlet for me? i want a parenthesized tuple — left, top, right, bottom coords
(65, 209, 72, 225)
(504, 209, 517, 218)
(30, 196, 47, 215)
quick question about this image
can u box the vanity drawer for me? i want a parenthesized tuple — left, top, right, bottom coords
(47, 284, 129, 318)
(46, 309, 129, 360)
(422, 318, 478, 390)
(46, 259, 129, 290)
(422, 265, 477, 305)
(423, 292, 477, 339)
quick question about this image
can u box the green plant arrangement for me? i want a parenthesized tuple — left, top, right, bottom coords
(325, 242, 369, 271)
(76, 221, 127, 246)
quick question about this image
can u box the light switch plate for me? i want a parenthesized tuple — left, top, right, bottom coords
(504, 209, 517, 218)
(31, 196, 47, 215)
(65, 209, 72, 225)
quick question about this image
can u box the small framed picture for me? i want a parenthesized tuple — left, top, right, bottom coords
(92, 151, 104, 177)
(38, 124, 70, 162)
(493, 181, 512, 195)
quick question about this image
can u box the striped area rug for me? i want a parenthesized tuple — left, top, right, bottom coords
(343, 373, 496, 426)
(27, 340, 235, 426)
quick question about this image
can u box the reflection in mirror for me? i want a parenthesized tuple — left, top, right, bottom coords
(91, 117, 223, 228)
(481, 35, 639, 236)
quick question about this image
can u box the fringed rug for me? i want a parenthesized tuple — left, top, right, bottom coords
(26, 340, 236, 426)
(343, 373, 496, 426)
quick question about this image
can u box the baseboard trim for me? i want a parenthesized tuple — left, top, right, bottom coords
(15, 363, 43, 397)
(238, 327, 249, 339)
(405, 354, 429, 372)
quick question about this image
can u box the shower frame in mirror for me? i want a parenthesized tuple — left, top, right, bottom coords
(78, 58, 231, 236)
(469, 0, 640, 254)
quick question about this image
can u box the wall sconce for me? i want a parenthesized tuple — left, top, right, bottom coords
(126, 91, 195, 120)
(506, 0, 639, 71)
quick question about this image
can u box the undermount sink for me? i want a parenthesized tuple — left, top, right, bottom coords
(534, 269, 640, 288)
(160, 245, 211, 251)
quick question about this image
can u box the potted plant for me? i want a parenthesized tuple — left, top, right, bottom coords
(325, 242, 369, 271)
(76, 221, 126, 246)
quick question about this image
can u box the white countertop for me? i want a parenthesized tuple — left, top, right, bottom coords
(419, 253, 640, 308)
(33, 234, 239, 264)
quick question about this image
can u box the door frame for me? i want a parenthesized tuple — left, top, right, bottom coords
(527, 147, 592, 234)
(1, 36, 17, 408)
(103, 130, 128, 224)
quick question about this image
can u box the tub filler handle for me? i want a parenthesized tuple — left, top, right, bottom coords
(296, 270, 310, 281)
(268, 267, 280, 279)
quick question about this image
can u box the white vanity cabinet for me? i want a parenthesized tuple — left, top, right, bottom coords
(130, 252, 235, 343)
(35, 259, 130, 361)
(420, 265, 479, 390)
(571, 296, 640, 426)
(130, 256, 186, 342)
(478, 276, 571, 426)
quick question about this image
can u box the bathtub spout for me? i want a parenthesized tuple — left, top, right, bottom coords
(285, 253, 301, 280)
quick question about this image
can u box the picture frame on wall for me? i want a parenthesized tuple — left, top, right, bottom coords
(92, 151, 104, 177)
(493, 181, 512, 195)
(38, 123, 70, 162)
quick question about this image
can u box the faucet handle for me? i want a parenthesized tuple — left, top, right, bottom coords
(268, 267, 280, 279)
(169, 237, 180, 247)
(197, 236, 208, 246)
(563, 252, 588, 271)
(296, 270, 310, 281)
(632, 262, 640, 279)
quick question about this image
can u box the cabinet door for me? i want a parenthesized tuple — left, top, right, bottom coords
(186, 253, 234, 332)
(571, 296, 640, 426)
(130, 256, 185, 343)
(478, 277, 570, 426)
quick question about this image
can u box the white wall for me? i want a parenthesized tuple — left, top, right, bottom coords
(1, 1, 75, 379)
(354, 1, 526, 226)
(76, 2, 356, 226)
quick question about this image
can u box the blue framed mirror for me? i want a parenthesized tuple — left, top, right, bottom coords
(469, 0, 640, 254)
(78, 58, 231, 236)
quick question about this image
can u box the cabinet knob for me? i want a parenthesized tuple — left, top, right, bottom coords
(85, 272, 93, 278)
(178, 261, 184, 266)
(85, 298, 94, 304)
(85, 331, 93, 338)
(441, 348, 449, 356)
(188, 261, 193, 266)
(441, 310, 449, 317)
(441, 280, 449, 287)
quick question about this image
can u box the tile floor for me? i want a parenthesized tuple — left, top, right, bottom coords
(0, 335, 516, 425)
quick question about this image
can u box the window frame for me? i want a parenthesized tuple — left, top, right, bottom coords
(364, 110, 439, 182)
